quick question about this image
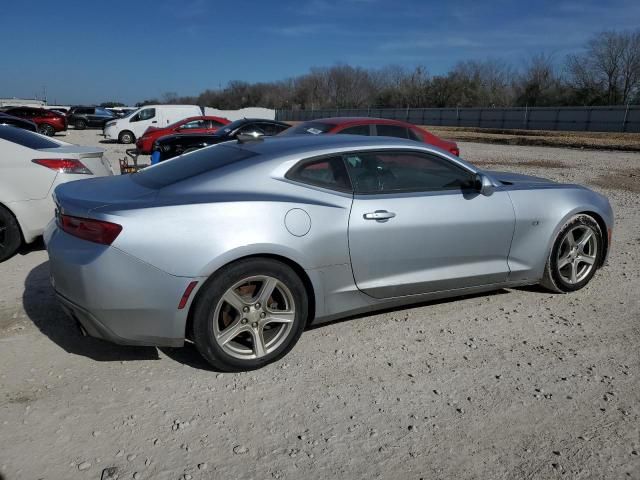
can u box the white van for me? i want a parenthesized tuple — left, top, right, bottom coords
(103, 105, 203, 144)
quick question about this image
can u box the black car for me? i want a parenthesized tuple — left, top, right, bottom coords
(0, 112, 38, 132)
(67, 106, 116, 130)
(150, 118, 290, 163)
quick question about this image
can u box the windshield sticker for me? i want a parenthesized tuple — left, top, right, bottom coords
(306, 128, 323, 135)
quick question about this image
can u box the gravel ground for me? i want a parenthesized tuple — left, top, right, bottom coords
(427, 126, 640, 152)
(1, 130, 639, 480)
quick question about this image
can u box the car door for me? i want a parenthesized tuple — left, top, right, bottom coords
(83, 108, 97, 126)
(128, 107, 157, 138)
(346, 149, 515, 299)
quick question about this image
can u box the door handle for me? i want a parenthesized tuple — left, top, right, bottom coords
(363, 210, 396, 221)
(151, 121, 157, 123)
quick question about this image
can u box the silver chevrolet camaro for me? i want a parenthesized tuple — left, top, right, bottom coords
(45, 135, 613, 371)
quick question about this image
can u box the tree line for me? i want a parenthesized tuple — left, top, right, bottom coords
(136, 29, 640, 110)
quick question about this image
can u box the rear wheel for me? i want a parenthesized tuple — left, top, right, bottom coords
(74, 119, 87, 130)
(38, 124, 55, 136)
(192, 258, 308, 371)
(541, 214, 603, 292)
(0, 206, 22, 263)
(118, 130, 135, 144)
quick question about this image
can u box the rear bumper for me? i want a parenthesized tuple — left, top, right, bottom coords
(56, 291, 183, 347)
(45, 223, 201, 347)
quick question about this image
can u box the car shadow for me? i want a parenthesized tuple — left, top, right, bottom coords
(18, 237, 46, 255)
(159, 344, 218, 371)
(99, 139, 119, 144)
(23, 261, 160, 362)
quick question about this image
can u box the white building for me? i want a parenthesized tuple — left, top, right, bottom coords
(0, 98, 46, 108)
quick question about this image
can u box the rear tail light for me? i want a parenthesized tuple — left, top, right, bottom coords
(32, 158, 92, 174)
(449, 147, 460, 156)
(59, 214, 122, 245)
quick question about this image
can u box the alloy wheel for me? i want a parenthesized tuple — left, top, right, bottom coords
(212, 275, 296, 360)
(556, 225, 598, 284)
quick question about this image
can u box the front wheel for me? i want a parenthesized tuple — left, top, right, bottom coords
(74, 119, 87, 130)
(192, 258, 308, 371)
(541, 214, 604, 293)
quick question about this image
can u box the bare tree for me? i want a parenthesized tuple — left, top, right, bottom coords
(567, 29, 640, 104)
(514, 53, 566, 106)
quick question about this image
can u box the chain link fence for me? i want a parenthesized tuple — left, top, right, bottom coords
(276, 105, 640, 133)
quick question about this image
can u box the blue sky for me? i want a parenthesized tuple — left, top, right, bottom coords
(2, 0, 639, 105)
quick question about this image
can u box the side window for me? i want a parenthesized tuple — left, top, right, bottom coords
(287, 156, 351, 192)
(375, 124, 409, 139)
(344, 151, 474, 194)
(337, 125, 371, 136)
(131, 108, 156, 122)
(236, 124, 265, 136)
(180, 120, 206, 130)
(257, 122, 285, 136)
(95, 108, 111, 116)
(208, 119, 226, 128)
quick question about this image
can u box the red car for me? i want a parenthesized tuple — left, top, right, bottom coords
(283, 117, 459, 156)
(4, 107, 67, 136)
(135, 116, 230, 154)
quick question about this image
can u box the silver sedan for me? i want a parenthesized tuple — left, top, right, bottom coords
(45, 135, 614, 371)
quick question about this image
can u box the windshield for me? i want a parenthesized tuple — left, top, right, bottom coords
(283, 121, 335, 135)
(132, 144, 256, 189)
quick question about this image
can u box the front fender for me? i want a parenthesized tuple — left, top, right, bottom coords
(506, 186, 613, 282)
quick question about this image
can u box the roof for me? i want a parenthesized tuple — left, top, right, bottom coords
(302, 117, 413, 126)
(236, 132, 427, 157)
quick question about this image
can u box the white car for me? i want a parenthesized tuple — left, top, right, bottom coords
(0, 126, 113, 261)
(103, 104, 203, 144)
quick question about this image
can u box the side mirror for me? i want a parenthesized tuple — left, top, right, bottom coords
(474, 173, 495, 196)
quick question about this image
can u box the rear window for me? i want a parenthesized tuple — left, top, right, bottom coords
(132, 144, 256, 189)
(285, 122, 335, 135)
(0, 126, 60, 149)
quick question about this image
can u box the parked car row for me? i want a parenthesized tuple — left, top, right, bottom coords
(1, 106, 68, 136)
(150, 118, 291, 162)
(146, 116, 460, 164)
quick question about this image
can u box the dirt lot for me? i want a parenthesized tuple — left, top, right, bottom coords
(1, 130, 639, 480)
(427, 126, 640, 152)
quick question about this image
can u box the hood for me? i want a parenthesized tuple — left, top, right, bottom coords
(54, 174, 157, 218)
(485, 170, 556, 186)
(142, 126, 161, 136)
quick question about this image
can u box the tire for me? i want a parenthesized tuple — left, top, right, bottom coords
(38, 124, 55, 136)
(74, 119, 87, 130)
(541, 214, 603, 293)
(192, 258, 308, 371)
(0, 206, 22, 263)
(119, 130, 135, 144)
